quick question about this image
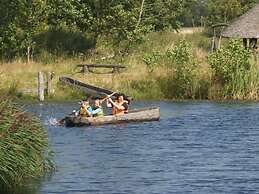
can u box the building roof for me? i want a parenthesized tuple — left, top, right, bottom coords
(222, 4, 259, 38)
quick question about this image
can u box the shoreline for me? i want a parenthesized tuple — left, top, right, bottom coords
(16, 97, 259, 104)
(1, 31, 259, 102)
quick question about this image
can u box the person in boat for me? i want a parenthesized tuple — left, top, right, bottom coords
(90, 92, 118, 117)
(91, 99, 104, 117)
(123, 96, 130, 114)
(77, 92, 117, 118)
(79, 99, 93, 117)
(107, 94, 129, 115)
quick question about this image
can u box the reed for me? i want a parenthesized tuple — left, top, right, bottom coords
(0, 96, 53, 192)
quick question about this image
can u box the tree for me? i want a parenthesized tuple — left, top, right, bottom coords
(79, 0, 151, 54)
(205, 0, 259, 25)
(177, 0, 208, 27)
(0, 0, 21, 60)
(46, 0, 92, 30)
(0, 0, 193, 60)
(141, 0, 188, 31)
(0, 0, 47, 61)
(18, 0, 48, 62)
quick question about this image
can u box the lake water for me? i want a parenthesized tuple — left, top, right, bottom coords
(24, 101, 259, 194)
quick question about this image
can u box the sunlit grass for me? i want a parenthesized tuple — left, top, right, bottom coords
(1, 30, 259, 100)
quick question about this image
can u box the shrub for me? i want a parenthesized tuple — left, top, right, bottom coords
(208, 40, 255, 98)
(143, 52, 162, 73)
(165, 40, 197, 98)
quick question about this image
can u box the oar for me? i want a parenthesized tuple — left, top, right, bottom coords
(100, 91, 117, 103)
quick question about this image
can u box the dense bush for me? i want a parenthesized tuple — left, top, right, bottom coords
(208, 40, 256, 99)
(165, 40, 198, 98)
(141, 39, 199, 99)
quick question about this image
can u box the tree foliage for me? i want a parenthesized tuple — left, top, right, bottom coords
(1, 0, 259, 60)
(0, 0, 47, 59)
(140, 0, 183, 30)
(166, 40, 197, 98)
(206, 0, 243, 24)
(178, 0, 259, 26)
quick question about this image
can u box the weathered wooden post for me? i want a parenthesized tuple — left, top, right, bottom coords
(212, 23, 228, 52)
(47, 72, 53, 96)
(83, 65, 89, 74)
(211, 28, 216, 52)
(38, 71, 44, 101)
(218, 26, 225, 49)
(113, 67, 120, 73)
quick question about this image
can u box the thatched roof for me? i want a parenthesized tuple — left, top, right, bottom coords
(222, 4, 259, 38)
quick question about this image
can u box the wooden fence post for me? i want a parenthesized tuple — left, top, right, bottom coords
(47, 72, 53, 96)
(38, 72, 44, 101)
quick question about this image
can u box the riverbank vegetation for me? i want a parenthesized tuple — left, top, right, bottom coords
(1, 31, 259, 100)
(1, 0, 259, 101)
(0, 96, 53, 192)
(4, 0, 259, 192)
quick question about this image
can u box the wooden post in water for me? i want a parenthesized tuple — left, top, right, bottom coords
(38, 71, 44, 101)
(47, 72, 53, 96)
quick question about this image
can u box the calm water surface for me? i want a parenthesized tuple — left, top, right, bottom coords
(25, 101, 259, 194)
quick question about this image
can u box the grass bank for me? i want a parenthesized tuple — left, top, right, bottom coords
(0, 96, 53, 193)
(0, 29, 259, 101)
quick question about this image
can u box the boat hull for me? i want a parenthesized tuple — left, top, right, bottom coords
(65, 107, 160, 127)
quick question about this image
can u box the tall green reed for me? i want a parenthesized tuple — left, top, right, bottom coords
(0, 96, 53, 192)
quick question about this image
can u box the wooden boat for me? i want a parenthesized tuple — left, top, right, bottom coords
(59, 76, 132, 100)
(64, 107, 160, 127)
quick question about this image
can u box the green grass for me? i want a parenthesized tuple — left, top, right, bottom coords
(1, 29, 259, 101)
(0, 96, 53, 192)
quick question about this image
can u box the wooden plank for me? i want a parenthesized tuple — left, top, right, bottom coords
(77, 64, 126, 68)
(47, 72, 53, 96)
